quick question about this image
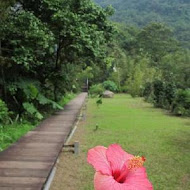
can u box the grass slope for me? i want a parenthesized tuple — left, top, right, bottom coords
(82, 94, 190, 189)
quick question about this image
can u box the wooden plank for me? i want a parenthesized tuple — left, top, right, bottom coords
(18, 136, 65, 144)
(35, 124, 73, 129)
(0, 177, 46, 187)
(0, 150, 59, 157)
(4, 148, 60, 156)
(49, 116, 76, 120)
(9, 143, 62, 149)
(0, 187, 41, 190)
(3, 143, 62, 152)
(0, 155, 57, 162)
(48, 123, 73, 126)
(34, 127, 71, 132)
(54, 112, 79, 115)
(24, 133, 65, 138)
(0, 168, 49, 178)
(0, 161, 53, 169)
(26, 131, 66, 135)
(35, 125, 71, 129)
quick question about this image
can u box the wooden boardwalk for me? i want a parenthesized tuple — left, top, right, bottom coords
(0, 93, 87, 190)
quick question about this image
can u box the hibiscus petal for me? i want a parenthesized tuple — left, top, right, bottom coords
(106, 144, 133, 173)
(87, 146, 111, 175)
(94, 172, 124, 190)
(95, 171, 153, 190)
(124, 167, 153, 190)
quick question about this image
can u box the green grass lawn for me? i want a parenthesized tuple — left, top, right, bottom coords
(81, 94, 190, 190)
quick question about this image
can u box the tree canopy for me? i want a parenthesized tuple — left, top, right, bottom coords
(0, 0, 114, 120)
(95, 0, 190, 48)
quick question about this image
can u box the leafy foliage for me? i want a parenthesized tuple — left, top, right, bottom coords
(0, 99, 9, 124)
(89, 84, 104, 97)
(23, 102, 43, 120)
(151, 80, 177, 109)
(0, 0, 114, 121)
(95, 0, 190, 48)
(103, 80, 118, 92)
(136, 23, 178, 62)
(172, 89, 190, 116)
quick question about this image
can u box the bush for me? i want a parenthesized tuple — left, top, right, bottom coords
(103, 80, 118, 92)
(120, 85, 128, 93)
(152, 80, 166, 107)
(151, 80, 177, 109)
(172, 89, 190, 116)
(143, 80, 190, 116)
(143, 82, 152, 98)
(0, 99, 9, 124)
(143, 82, 154, 102)
(89, 84, 104, 97)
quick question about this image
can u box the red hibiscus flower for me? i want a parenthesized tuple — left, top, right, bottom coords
(87, 144, 153, 190)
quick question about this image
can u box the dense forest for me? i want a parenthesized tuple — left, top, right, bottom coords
(0, 0, 114, 124)
(95, 0, 190, 48)
(0, 0, 190, 129)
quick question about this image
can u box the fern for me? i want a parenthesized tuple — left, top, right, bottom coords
(7, 79, 63, 120)
(23, 102, 43, 120)
(37, 94, 51, 105)
(16, 80, 39, 100)
(51, 101, 63, 110)
(24, 84, 38, 100)
(37, 94, 63, 109)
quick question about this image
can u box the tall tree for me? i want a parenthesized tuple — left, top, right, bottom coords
(137, 23, 178, 62)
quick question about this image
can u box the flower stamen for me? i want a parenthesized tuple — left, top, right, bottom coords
(128, 156, 145, 171)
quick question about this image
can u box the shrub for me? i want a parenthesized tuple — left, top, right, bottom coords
(143, 80, 189, 117)
(120, 85, 128, 93)
(0, 99, 9, 124)
(164, 82, 177, 106)
(143, 82, 152, 98)
(152, 80, 166, 107)
(103, 80, 118, 92)
(172, 89, 190, 116)
(152, 80, 177, 109)
(143, 82, 154, 102)
(89, 84, 104, 97)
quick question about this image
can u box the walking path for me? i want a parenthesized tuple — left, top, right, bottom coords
(0, 93, 87, 190)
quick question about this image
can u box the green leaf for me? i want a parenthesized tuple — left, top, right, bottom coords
(23, 102, 43, 120)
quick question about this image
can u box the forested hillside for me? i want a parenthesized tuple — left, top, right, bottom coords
(94, 0, 190, 48)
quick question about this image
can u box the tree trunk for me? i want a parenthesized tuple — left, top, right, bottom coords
(54, 40, 61, 102)
(0, 40, 7, 102)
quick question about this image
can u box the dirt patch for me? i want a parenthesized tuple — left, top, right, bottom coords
(50, 118, 88, 190)
(179, 174, 190, 190)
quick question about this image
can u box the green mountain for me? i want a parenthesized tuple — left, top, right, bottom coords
(94, 0, 190, 48)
